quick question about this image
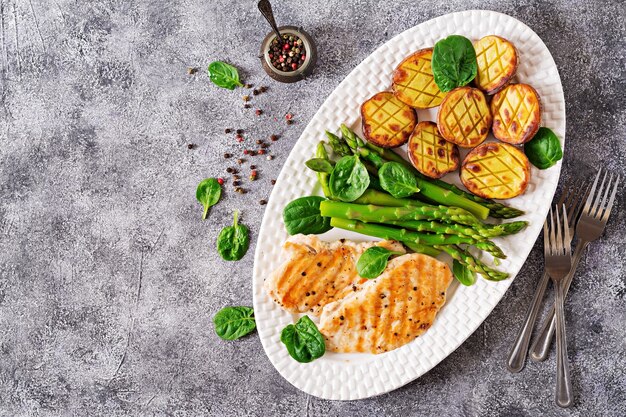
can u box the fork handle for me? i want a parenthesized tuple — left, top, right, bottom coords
(530, 241, 590, 361)
(506, 270, 551, 372)
(554, 280, 573, 408)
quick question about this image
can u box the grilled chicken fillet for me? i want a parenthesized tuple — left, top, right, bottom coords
(319, 253, 453, 354)
(265, 235, 405, 316)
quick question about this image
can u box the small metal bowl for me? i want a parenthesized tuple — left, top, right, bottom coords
(260, 26, 317, 83)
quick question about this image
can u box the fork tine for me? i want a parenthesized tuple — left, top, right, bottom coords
(549, 206, 556, 256)
(543, 218, 549, 258)
(600, 174, 621, 223)
(582, 169, 602, 216)
(591, 170, 609, 218)
(595, 173, 614, 219)
(562, 204, 571, 253)
(557, 185, 571, 207)
(555, 205, 563, 254)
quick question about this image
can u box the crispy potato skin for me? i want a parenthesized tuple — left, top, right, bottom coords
(491, 83, 542, 145)
(361, 92, 417, 148)
(408, 121, 460, 179)
(392, 48, 446, 109)
(460, 142, 531, 199)
(474, 35, 519, 94)
(437, 87, 492, 148)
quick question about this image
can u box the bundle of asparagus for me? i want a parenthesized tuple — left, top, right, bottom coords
(297, 125, 528, 284)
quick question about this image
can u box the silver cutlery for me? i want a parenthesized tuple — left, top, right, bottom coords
(531, 170, 621, 362)
(544, 204, 574, 408)
(506, 184, 587, 373)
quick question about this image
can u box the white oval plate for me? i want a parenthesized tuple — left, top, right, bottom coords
(253, 10, 565, 400)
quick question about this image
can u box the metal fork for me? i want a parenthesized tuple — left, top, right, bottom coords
(506, 183, 588, 373)
(531, 170, 621, 362)
(545, 205, 574, 408)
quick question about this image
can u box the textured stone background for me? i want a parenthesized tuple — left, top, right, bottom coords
(0, 0, 624, 416)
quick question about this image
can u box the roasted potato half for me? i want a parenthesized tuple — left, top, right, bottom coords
(491, 83, 542, 145)
(392, 48, 446, 109)
(408, 121, 460, 179)
(437, 87, 492, 148)
(361, 92, 417, 148)
(474, 35, 519, 94)
(460, 142, 531, 199)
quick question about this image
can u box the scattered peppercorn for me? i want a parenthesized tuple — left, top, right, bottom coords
(217, 178, 224, 185)
(255, 109, 262, 116)
(235, 187, 246, 194)
(252, 89, 259, 96)
(233, 180, 240, 186)
(226, 167, 233, 173)
(187, 67, 198, 75)
(243, 150, 249, 155)
(270, 135, 278, 141)
(236, 129, 244, 134)
(248, 150, 256, 156)
(224, 128, 232, 134)
(285, 113, 293, 120)
(243, 95, 250, 102)
(244, 104, 251, 109)
(271, 179, 276, 185)
(250, 165, 257, 170)
(224, 152, 232, 158)
(266, 155, 273, 160)
(286, 119, 293, 125)
(233, 175, 240, 180)
(256, 139, 263, 145)
(245, 84, 252, 89)
(237, 158, 245, 164)
(187, 143, 194, 149)
(259, 199, 267, 205)
(259, 86, 268, 93)
(258, 149, 266, 155)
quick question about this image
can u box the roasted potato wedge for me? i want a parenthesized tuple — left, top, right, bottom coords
(437, 87, 492, 148)
(474, 35, 519, 94)
(392, 48, 446, 109)
(408, 121, 460, 179)
(491, 83, 542, 145)
(361, 92, 417, 148)
(460, 142, 531, 199)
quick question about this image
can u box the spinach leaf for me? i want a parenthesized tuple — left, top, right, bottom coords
(196, 178, 222, 220)
(280, 316, 325, 363)
(452, 259, 477, 286)
(431, 35, 477, 92)
(283, 196, 332, 235)
(357, 246, 404, 279)
(217, 211, 250, 261)
(213, 306, 256, 340)
(524, 127, 563, 169)
(305, 158, 334, 173)
(378, 162, 420, 198)
(328, 155, 370, 202)
(208, 61, 244, 90)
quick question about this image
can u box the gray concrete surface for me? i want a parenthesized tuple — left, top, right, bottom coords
(0, 0, 624, 416)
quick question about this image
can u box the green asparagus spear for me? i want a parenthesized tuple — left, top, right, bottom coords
(362, 140, 524, 219)
(402, 241, 441, 257)
(328, 218, 440, 257)
(315, 142, 332, 198)
(322, 198, 483, 227)
(436, 245, 509, 281)
(325, 131, 352, 157)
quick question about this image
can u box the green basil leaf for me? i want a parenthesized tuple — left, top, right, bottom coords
(452, 259, 477, 286)
(378, 162, 420, 198)
(329, 155, 370, 202)
(196, 178, 222, 220)
(217, 211, 250, 261)
(283, 196, 332, 235)
(305, 158, 335, 173)
(280, 316, 325, 363)
(432, 35, 478, 92)
(208, 61, 244, 90)
(213, 306, 256, 340)
(357, 246, 404, 279)
(524, 127, 563, 169)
